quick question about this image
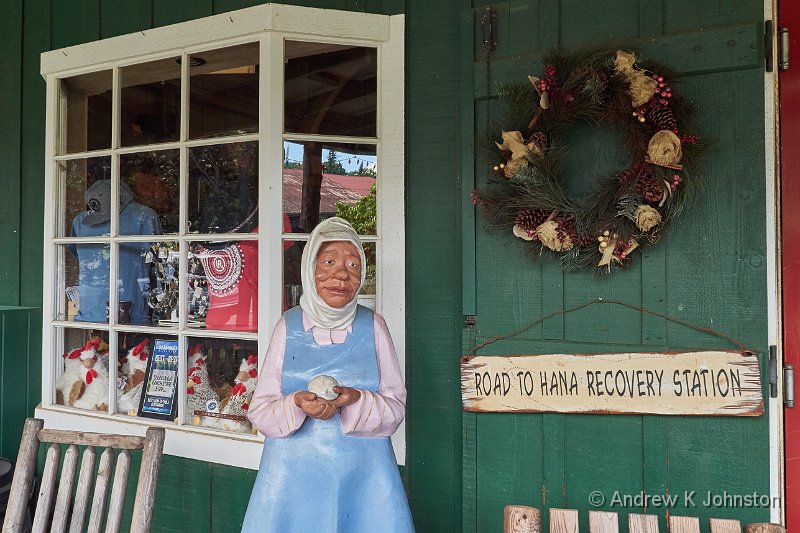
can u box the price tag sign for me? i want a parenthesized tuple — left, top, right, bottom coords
(138, 339, 179, 421)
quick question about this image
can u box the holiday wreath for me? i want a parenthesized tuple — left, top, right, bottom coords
(474, 49, 710, 271)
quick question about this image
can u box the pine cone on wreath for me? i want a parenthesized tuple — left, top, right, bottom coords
(526, 132, 548, 151)
(515, 209, 551, 235)
(618, 162, 651, 184)
(554, 215, 579, 246)
(636, 176, 665, 204)
(646, 104, 678, 132)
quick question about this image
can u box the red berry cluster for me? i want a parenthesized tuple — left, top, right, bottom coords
(651, 73, 672, 100)
(672, 174, 682, 190)
(680, 134, 698, 145)
(535, 64, 557, 92)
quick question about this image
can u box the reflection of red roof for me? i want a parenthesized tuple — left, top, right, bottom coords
(282, 168, 375, 215)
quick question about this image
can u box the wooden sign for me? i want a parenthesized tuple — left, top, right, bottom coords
(461, 351, 762, 416)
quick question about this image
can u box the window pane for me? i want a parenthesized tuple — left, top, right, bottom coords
(189, 43, 259, 139)
(120, 149, 179, 234)
(119, 240, 175, 327)
(282, 241, 375, 312)
(59, 70, 112, 154)
(284, 41, 377, 136)
(185, 337, 258, 434)
(283, 141, 376, 234)
(188, 141, 258, 234)
(190, 239, 258, 332)
(57, 243, 109, 324)
(59, 156, 112, 238)
(120, 58, 181, 147)
(116, 333, 179, 422)
(55, 328, 110, 412)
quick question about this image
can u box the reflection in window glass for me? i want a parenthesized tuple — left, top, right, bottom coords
(284, 41, 377, 137)
(189, 142, 258, 234)
(120, 58, 181, 147)
(60, 70, 112, 154)
(57, 243, 109, 324)
(185, 337, 258, 434)
(189, 43, 259, 139)
(190, 240, 258, 332)
(59, 156, 112, 237)
(120, 150, 180, 234)
(56, 328, 110, 412)
(282, 141, 376, 234)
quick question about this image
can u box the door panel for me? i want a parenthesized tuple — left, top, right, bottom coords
(464, 1, 769, 531)
(780, 0, 800, 527)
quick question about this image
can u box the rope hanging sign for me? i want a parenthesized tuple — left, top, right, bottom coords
(460, 301, 763, 417)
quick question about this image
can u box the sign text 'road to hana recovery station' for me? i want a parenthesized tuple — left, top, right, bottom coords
(461, 351, 763, 416)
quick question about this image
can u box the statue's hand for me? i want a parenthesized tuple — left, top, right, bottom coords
(330, 386, 361, 408)
(294, 391, 337, 420)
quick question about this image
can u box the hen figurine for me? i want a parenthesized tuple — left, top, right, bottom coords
(56, 345, 85, 406)
(217, 354, 258, 433)
(116, 339, 150, 415)
(186, 344, 220, 427)
(72, 338, 109, 411)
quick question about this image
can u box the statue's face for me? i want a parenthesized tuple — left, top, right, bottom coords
(314, 241, 362, 308)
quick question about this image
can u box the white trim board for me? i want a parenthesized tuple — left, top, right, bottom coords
(41, 4, 390, 77)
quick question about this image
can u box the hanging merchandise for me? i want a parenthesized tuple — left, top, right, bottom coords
(474, 49, 711, 272)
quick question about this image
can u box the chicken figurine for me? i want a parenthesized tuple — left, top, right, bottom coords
(56, 345, 86, 406)
(72, 338, 109, 412)
(217, 355, 258, 433)
(186, 344, 220, 427)
(116, 339, 150, 415)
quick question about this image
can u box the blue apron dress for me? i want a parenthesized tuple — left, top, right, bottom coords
(242, 305, 414, 533)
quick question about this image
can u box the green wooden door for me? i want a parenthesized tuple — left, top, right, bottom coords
(461, 2, 770, 531)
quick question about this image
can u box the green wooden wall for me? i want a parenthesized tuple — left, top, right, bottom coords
(0, 0, 772, 531)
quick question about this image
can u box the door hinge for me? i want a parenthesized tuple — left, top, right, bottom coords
(785, 364, 795, 408)
(481, 6, 497, 52)
(769, 345, 795, 407)
(779, 26, 790, 71)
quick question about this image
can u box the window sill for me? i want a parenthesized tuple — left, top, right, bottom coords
(35, 403, 264, 469)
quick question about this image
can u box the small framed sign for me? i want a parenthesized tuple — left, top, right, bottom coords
(138, 339, 179, 421)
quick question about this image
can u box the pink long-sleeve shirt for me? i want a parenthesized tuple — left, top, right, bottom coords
(247, 311, 406, 438)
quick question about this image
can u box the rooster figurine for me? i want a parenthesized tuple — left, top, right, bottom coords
(72, 338, 109, 411)
(217, 354, 258, 433)
(186, 344, 220, 427)
(116, 339, 150, 415)
(56, 345, 85, 406)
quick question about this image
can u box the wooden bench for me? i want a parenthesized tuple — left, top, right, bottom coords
(504, 505, 785, 533)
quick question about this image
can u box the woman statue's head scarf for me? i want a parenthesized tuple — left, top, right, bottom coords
(299, 217, 367, 330)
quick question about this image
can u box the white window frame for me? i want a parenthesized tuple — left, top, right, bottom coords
(38, 4, 405, 470)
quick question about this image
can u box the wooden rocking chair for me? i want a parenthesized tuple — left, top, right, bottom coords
(2, 418, 165, 533)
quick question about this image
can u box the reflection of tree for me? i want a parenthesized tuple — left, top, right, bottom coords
(189, 142, 258, 234)
(323, 151, 346, 174)
(336, 184, 377, 293)
(120, 152, 179, 232)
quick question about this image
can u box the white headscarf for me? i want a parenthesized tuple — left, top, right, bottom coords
(299, 217, 367, 330)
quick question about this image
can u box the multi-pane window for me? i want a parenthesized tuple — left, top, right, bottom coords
(40, 5, 405, 468)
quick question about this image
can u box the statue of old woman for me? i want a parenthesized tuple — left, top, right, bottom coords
(242, 217, 414, 532)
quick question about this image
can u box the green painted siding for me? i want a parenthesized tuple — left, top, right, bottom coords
(0, 0, 772, 531)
